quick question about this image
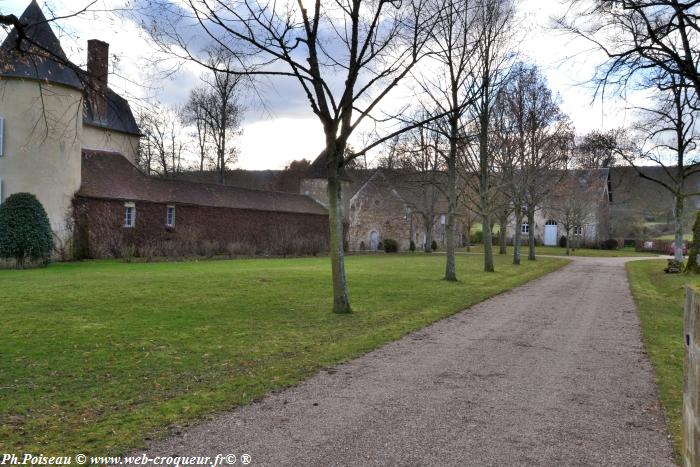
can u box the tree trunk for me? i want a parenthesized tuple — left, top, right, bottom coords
(325, 140, 351, 314)
(444, 153, 457, 281)
(565, 227, 571, 256)
(483, 213, 494, 272)
(423, 215, 433, 253)
(498, 211, 508, 255)
(513, 211, 522, 265)
(479, 97, 493, 272)
(527, 210, 536, 261)
(674, 193, 685, 261)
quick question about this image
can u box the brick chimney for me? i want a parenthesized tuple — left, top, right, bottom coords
(87, 39, 109, 86)
(87, 39, 109, 122)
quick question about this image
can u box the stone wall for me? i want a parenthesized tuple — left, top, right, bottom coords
(684, 286, 700, 467)
(347, 173, 416, 251)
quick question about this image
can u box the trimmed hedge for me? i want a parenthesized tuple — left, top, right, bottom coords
(0, 193, 53, 268)
(383, 238, 398, 253)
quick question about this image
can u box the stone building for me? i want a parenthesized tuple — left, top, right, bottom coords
(513, 168, 612, 247)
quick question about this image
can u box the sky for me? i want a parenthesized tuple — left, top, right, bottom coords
(0, 0, 640, 170)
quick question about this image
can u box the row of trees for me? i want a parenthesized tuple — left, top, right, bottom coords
(134, 0, 597, 312)
(137, 50, 244, 182)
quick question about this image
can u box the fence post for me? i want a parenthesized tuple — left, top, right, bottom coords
(684, 286, 700, 466)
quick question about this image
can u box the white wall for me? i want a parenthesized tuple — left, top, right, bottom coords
(0, 78, 83, 241)
(82, 125, 140, 164)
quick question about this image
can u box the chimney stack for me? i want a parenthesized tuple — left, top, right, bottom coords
(87, 39, 109, 122)
(87, 39, 109, 86)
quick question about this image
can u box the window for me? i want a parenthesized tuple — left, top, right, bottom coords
(166, 205, 175, 227)
(124, 202, 135, 228)
(573, 225, 583, 236)
(440, 214, 446, 225)
(521, 223, 529, 234)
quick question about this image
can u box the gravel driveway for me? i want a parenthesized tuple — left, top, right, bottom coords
(142, 257, 676, 466)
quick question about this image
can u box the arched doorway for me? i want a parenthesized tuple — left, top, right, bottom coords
(369, 231, 380, 251)
(544, 220, 558, 246)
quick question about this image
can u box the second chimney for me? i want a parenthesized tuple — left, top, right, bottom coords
(87, 39, 109, 86)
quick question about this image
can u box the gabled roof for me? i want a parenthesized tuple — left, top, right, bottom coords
(78, 150, 328, 216)
(0, 0, 82, 89)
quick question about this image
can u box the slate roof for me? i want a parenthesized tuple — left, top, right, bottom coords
(78, 150, 328, 216)
(0, 1, 140, 136)
(83, 88, 141, 135)
(0, 0, 82, 89)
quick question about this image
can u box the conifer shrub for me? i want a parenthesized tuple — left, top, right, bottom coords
(0, 193, 53, 268)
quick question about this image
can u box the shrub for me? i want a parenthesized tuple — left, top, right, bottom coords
(226, 242, 256, 258)
(200, 240, 220, 258)
(600, 238, 619, 250)
(470, 230, 483, 244)
(383, 238, 398, 253)
(360, 241, 366, 250)
(119, 244, 137, 262)
(138, 242, 159, 262)
(559, 235, 567, 248)
(409, 240, 416, 252)
(377, 241, 383, 251)
(0, 193, 53, 268)
(431, 240, 438, 251)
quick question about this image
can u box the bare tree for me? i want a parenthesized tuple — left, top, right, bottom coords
(413, 0, 480, 280)
(183, 86, 214, 172)
(574, 128, 625, 168)
(380, 117, 447, 253)
(198, 49, 244, 184)
(137, 103, 188, 176)
(557, 1, 700, 109)
(460, 0, 517, 272)
(139, 0, 435, 313)
(622, 74, 700, 261)
(493, 63, 572, 262)
(546, 175, 596, 255)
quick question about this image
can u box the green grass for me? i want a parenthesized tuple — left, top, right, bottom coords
(626, 260, 696, 459)
(0, 254, 567, 455)
(462, 245, 657, 257)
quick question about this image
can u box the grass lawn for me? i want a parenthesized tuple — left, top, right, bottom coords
(626, 259, 696, 459)
(462, 244, 657, 258)
(0, 254, 567, 455)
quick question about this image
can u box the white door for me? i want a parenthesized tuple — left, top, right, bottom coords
(544, 221, 558, 246)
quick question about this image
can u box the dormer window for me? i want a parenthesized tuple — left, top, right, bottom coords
(124, 202, 135, 228)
